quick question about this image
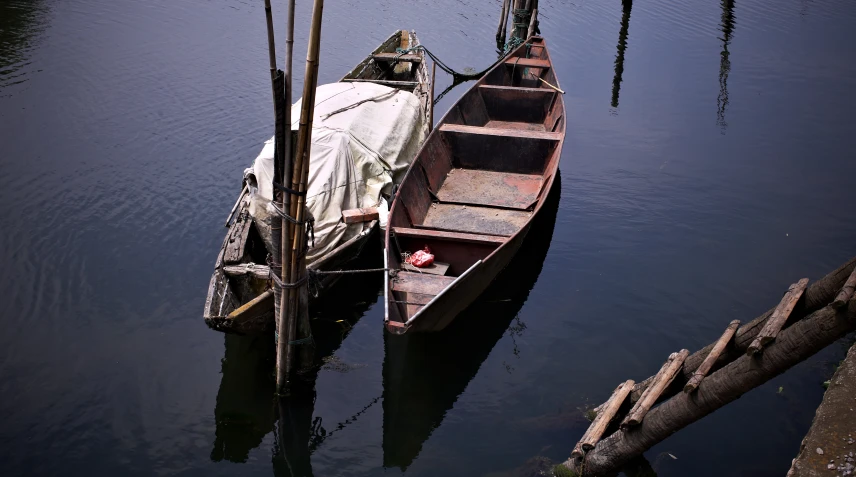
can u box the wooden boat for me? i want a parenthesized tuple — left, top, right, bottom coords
(383, 36, 564, 334)
(205, 30, 432, 335)
(382, 174, 560, 468)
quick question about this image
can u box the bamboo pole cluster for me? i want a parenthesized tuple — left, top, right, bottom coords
(263, 0, 324, 394)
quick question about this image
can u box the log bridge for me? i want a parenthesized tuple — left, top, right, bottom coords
(562, 257, 856, 476)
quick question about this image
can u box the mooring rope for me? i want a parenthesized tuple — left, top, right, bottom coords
(393, 36, 525, 82)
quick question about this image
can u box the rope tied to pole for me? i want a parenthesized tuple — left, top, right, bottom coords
(512, 8, 532, 31)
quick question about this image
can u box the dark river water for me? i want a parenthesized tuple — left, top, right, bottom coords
(2, 0, 856, 475)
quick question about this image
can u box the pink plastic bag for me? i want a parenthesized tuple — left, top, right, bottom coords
(405, 246, 434, 268)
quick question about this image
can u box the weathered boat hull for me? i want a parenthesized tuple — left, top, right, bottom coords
(384, 36, 565, 334)
(205, 29, 431, 335)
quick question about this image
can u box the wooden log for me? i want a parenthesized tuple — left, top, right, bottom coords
(496, 0, 510, 44)
(683, 320, 740, 393)
(832, 267, 856, 308)
(621, 350, 689, 429)
(342, 207, 379, 224)
(561, 302, 856, 477)
(527, 7, 538, 39)
(594, 256, 856, 416)
(223, 264, 271, 280)
(227, 289, 274, 322)
(572, 380, 634, 458)
(747, 278, 809, 355)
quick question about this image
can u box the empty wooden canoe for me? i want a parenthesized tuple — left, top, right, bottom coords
(384, 36, 565, 334)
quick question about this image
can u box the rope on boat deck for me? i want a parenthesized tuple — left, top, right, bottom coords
(393, 36, 525, 82)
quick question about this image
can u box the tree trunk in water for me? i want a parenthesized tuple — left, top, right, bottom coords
(622, 256, 856, 405)
(564, 301, 856, 476)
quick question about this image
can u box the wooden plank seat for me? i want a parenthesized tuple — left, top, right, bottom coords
(372, 53, 422, 63)
(419, 203, 531, 236)
(505, 57, 551, 69)
(391, 271, 456, 295)
(436, 169, 543, 210)
(391, 227, 507, 245)
(439, 123, 561, 141)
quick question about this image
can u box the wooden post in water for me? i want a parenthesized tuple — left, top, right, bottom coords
(511, 0, 531, 41)
(275, 0, 297, 395)
(285, 0, 325, 381)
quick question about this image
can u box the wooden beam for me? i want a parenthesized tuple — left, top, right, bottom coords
(684, 320, 740, 393)
(227, 289, 274, 322)
(747, 278, 809, 355)
(594, 257, 856, 422)
(832, 267, 856, 308)
(505, 57, 550, 69)
(560, 302, 856, 476)
(439, 123, 562, 141)
(373, 53, 422, 63)
(621, 350, 689, 429)
(572, 380, 634, 458)
(223, 264, 271, 280)
(392, 226, 507, 245)
(342, 207, 379, 224)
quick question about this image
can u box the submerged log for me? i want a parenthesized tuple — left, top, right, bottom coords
(564, 301, 856, 476)
(621, 350, 688, 428)
(684, 320, 740, 393)
(747, 278, 808, 355)
(594, 256, 856, 415)
(572, 380, 634, 457)
(832, 267, 856, 308)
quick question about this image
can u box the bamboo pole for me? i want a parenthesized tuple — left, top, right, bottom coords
(621, 349, 688, 428)
(496, 0, 510, 45)
(832, 267, 856, 308)
(263, 0, 278, 106)
(572, 380, 634, 458)
(684, 320, 740, 393)
(285, 0, 325, 380)
(276, 0, 297, 395)
(747, 278, 809, 355)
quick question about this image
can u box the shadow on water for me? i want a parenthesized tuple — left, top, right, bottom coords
(0, 0, 48, 91)
(717, 0, 736, 131)
(381, 172, 563, 470)
(611, 0, 633, 110)
(211, 243, 384, 474)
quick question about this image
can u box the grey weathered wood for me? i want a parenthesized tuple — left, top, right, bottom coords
(561, 302, 856, 476)
(223, 212, 253, 264)
(747, 278, 809, 355)
(572, 379, 634, 458)
(832, 267, 856, 308)
(684, 320, 740, 393)
(223, 264, 271, 280)
(621, 350, 689, 428)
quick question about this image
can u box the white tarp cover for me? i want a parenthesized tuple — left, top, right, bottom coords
(247, 82, 426, 262)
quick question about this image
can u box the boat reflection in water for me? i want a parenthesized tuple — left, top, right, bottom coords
(210, 245, 383, 476)
(382, 172, 561, 469)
